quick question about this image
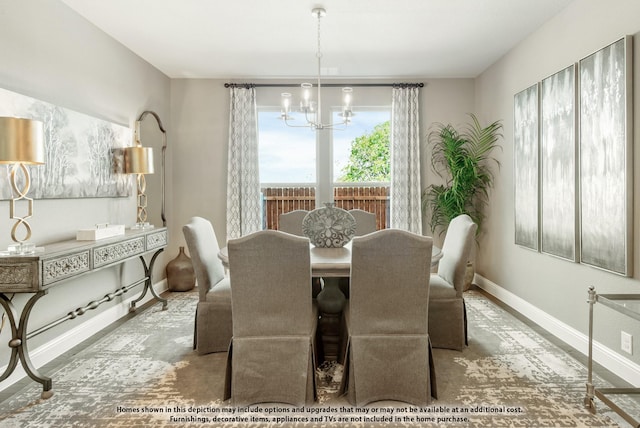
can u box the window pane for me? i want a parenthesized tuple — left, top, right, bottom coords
(258, 110, 316, 183)
(333, 109, 391, 183)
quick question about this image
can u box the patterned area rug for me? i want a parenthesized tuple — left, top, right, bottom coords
(0, 289, 636, 427)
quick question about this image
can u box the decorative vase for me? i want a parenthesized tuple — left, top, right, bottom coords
(302, 202, 356, 248)
(463, 261, 474, 292)
(166, 246, 195, 292)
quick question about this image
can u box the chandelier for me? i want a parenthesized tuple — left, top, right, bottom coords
(280, 7, 353, 130)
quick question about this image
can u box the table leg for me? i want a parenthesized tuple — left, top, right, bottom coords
(0, 291, 53, 399)
(130, 249, 167, 312)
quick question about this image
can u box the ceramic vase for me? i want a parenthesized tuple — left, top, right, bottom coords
(166, 246, 195, 292)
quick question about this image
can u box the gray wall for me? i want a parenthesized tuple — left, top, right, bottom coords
(475, 0, 640, 366)
(0, 0, 170, 378)
(169, 78, 475, 250)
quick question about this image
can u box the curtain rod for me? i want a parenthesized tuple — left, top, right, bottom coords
(224, 82, 424, 89)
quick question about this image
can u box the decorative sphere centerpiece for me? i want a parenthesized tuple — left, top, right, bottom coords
(302, 202, 356, 248)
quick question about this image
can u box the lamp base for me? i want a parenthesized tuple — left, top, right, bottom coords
(7, 242, 37, 255)
(131, 222, 154, 230)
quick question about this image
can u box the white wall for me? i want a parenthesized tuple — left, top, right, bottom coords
(0, 0, 171, 389)
(475, 0, 640, 368)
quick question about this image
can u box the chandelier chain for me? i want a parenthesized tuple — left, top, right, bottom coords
(316, 11, 322, 60)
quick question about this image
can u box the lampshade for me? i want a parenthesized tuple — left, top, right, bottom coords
(123, 146, 154, 174)
(0, 117, 45, 164)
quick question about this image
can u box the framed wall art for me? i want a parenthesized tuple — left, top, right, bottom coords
(0, 87, 131, 199)
(514, 83, 539, 251)
(579, 36, 633, 276)
(540, 64, 576, 261)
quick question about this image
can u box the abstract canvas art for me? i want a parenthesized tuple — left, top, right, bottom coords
(541, 65, 576, 261)
(579, 36, 632, 275)
(514, 84, 539, 251)
(0, 87, 131, 199)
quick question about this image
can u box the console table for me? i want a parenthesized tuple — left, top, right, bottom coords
(0, 227, 168, 399)
(585, 286, 640, 427)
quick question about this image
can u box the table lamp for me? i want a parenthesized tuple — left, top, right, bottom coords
(0, 117, 45, 254)
(124, 123, 154, 229)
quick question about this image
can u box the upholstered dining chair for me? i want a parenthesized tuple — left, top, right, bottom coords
(278, 210, 308, 236)
(279, 209, 323, 298)
(348, 209, 377, 236)
(182, 217, 233, 355)
(339, 209, 377, 297)
(340, 229, 436, 406)
(429, 214, 477, 351)
(223, 230, 319, 406)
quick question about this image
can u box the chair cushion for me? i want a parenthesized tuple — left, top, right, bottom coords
(429, 274, 457, 299)
(205, 276, 232, 304)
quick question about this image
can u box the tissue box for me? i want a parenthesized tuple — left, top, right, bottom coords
(76, 224, 125, 241)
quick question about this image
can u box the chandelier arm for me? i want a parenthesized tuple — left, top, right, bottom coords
(304, 109, 316, 127)
(283, 116, 313, 128)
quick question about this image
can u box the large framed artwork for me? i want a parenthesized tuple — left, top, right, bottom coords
(579, 36, 633, 276)
(514, 84, 539, 251)
(541, 65, 576, 261)
(0, 87, 131, 199)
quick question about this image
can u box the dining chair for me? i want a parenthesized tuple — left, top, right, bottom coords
(278, 210, 308, 236)
(339, 209, 378, 298)
(340, 229, 436, 406)
(182, 217, 233, 355)
(223, 230, 319, 406)
(279, 209, 323, 298)
(429, 214, 477, 350)
(348, 209, 377, 236)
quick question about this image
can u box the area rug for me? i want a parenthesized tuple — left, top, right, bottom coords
(0, 288, 636, 427)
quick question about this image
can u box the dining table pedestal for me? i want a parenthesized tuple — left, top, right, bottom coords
(316, 277, 346, 362)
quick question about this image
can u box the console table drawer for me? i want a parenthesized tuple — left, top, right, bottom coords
(93, 237, 146, 268)
(0, 261, 39, 292)
(146, 230, 167, 250)
(42, 251, 91, 286)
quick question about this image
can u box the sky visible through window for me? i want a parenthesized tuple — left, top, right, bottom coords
(258, 109, 390, 183)
(258, 110, 316, 183)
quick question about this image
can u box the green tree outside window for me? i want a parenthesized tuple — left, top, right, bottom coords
(338, 121, 390, 182)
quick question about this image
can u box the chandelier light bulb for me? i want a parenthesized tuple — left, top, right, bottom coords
(301, 83, 312, 110)
(281, 92, 292, 117)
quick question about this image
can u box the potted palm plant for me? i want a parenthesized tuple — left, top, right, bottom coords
(422, 114, 503, 289)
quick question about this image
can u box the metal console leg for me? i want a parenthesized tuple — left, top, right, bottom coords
(584, 286, 596, 413)
(130, 248, 167, 312)
(0, 291, 53, 399)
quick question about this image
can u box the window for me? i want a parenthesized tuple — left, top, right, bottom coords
(257, 86, 391, 229)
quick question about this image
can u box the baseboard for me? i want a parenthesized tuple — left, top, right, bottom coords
(474, 274, 640, 387)
(0, 279, 168, 393)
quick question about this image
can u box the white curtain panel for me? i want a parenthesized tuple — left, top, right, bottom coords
(390, 86, 422, 234)
(226, 86, 262, 240)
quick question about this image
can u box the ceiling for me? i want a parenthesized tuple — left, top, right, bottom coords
(60, 0, 573, 80)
